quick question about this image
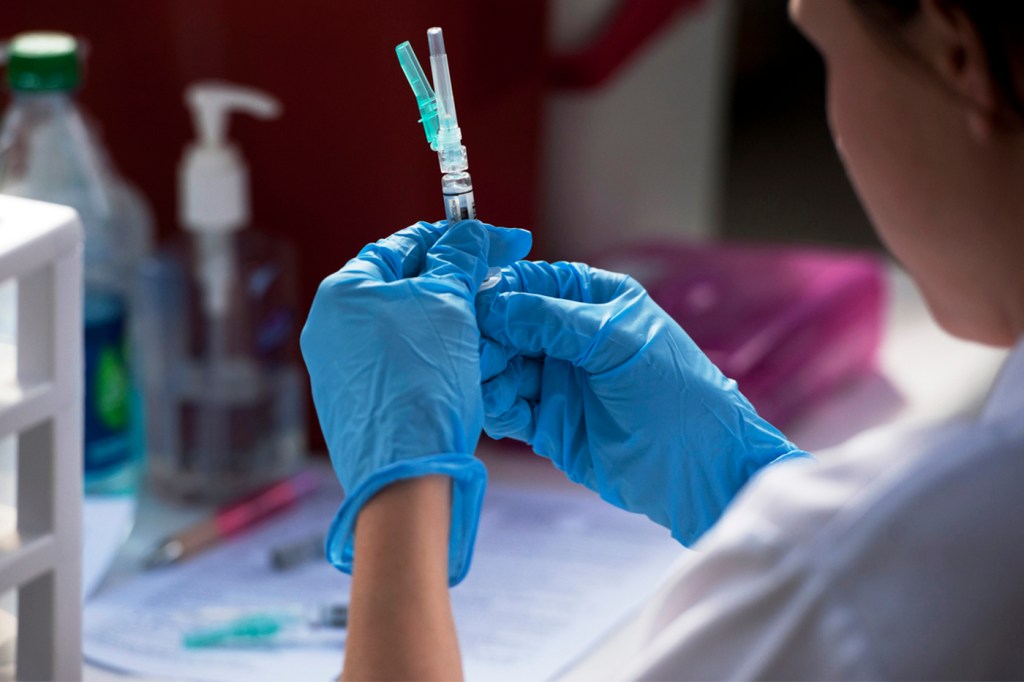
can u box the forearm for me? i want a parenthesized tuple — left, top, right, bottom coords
(341, 475, 462, 681)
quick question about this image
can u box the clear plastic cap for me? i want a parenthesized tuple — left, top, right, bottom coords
(427, 28, 461, 145)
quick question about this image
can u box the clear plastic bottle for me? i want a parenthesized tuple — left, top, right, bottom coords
(0, 33, 153, 495)
(143, 231, 306, 503)
(140, 81, 305, 503)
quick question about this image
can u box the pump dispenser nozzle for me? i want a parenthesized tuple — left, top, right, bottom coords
(179, 81, 281, 318)
(180, 81, 281, 233)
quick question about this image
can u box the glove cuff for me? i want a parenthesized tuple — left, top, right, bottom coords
(325, 454, 488, 587)
(671, 446, 814, 547)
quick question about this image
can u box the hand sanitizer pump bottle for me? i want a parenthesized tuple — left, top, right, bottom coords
(143, 82, 306, 503)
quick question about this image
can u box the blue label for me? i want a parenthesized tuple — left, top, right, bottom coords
(84, 291, 134, 475)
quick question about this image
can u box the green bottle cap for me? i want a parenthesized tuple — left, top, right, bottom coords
(7, 32, 82, 92)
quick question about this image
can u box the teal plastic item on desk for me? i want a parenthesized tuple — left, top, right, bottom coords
(184, 614, 287, 648)
(182, 603, 348, 648)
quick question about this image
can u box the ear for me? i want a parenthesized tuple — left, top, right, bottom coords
(916, 0, 1001, 141)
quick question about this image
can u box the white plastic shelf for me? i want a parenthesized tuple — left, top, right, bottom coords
(0, 382, 53, 444)
(0, 534, 53, 596)
(0, 194, 84, 682)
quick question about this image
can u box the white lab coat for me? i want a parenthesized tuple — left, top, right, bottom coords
(615, 338, 1024, 680)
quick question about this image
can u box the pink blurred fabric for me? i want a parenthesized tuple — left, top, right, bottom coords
(592, 241, 886, 426)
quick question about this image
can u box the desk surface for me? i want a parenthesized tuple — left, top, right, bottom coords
(84, 267, 1009, 681)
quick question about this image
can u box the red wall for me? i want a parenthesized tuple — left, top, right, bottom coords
(3, 1, 547, 450)
(3, 1, 546, 285)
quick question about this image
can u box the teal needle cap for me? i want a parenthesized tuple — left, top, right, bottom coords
(396, 41, 439, 148)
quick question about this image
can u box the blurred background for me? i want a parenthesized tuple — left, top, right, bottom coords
(0, 0, 879, 456)
(1, 0, 877, 263)
(0, 5, 1010, 676)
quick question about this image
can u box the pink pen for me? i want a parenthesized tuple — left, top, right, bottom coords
(143, 469, 322, 569)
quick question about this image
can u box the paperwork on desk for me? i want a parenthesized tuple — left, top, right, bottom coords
(83, 495, 137, 599)
(84, 480, 683, 682)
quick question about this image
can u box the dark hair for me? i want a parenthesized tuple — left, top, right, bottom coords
(853, 0, 1024, 122)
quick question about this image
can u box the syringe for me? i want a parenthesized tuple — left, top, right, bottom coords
(182, 603, 348, 648)
(396, 28, 500, 287)
(426, 27, 476, 224)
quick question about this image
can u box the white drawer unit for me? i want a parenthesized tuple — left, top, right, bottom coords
(0, 194, 83, 681)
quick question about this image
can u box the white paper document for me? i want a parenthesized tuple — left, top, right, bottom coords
(83, 495, 137, 599)
(84, 480, 683, 681)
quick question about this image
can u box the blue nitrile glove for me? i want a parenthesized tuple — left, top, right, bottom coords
(301, 220, 532, 586)
(476, 260, 811, 545)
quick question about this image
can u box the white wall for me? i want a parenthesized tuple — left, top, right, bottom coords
(542, 0, 736, 258)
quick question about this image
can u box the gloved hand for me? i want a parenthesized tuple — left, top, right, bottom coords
(476, 260, 811, 545)
(301, 220, 532, 585)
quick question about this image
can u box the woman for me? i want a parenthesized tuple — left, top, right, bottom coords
(300, 0, 1024, 678)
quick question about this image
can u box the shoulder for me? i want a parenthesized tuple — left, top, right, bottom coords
(724, 416, 1024, 564)
(817, 419, 1024, 678)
